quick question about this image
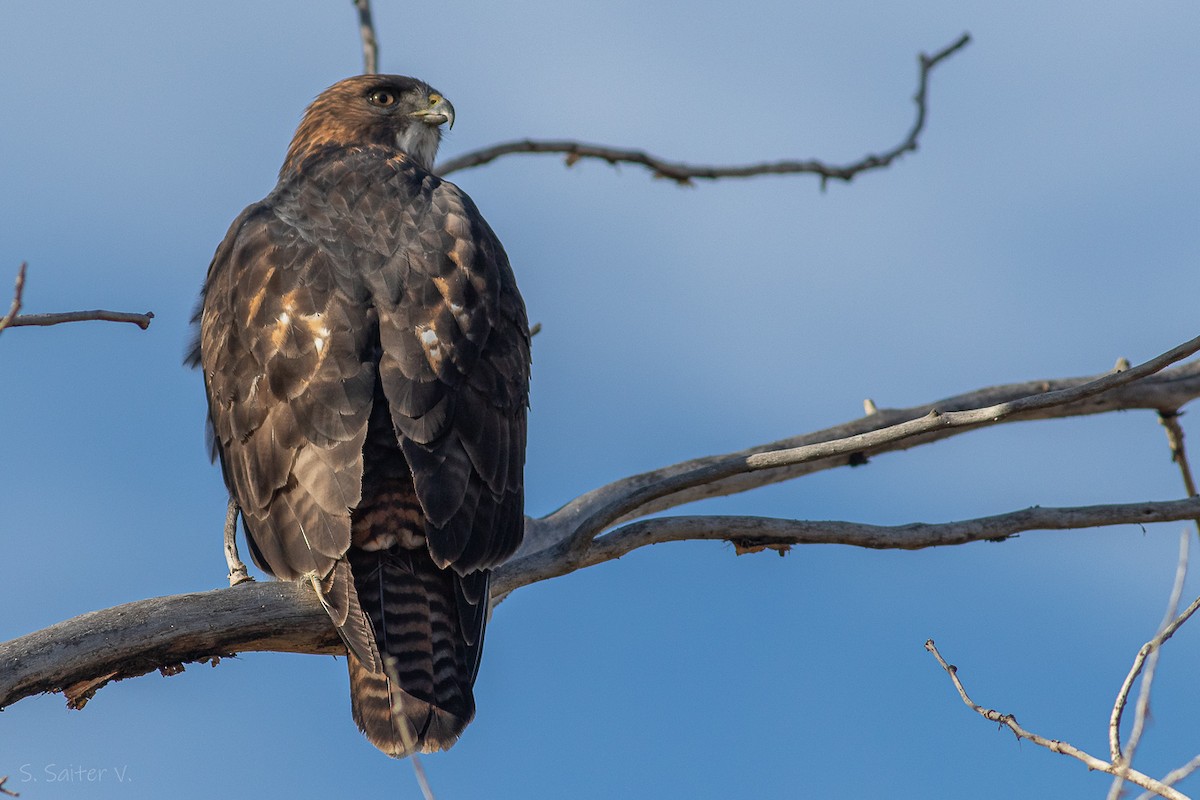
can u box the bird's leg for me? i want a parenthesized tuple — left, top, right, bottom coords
(224, 497, 254, 586)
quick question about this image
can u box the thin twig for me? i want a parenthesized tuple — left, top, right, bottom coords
(1159, 411, 1200, 537)
(1129, 532, 1189, 753)
(1111, 589, 1200, 754)
(353, 0, 378, 74)
(1141, 756, 1200, 800)
(1115, 589, 1200, 681)
(0, 262, 27, 336)
(7, 309, 154, 330)
(0, 775, 18, 797)
(382, 657, 437, 800)
(0, 262, 153, 331)
(1108, 532, 1191, 800)
(924, 640, 1189, 800)
(437, 34, 971, 184)
(1114, 411, 1200, 799)
(409, 755, 435, 800)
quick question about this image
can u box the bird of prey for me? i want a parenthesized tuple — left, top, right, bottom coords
(187, 75, 530, 757)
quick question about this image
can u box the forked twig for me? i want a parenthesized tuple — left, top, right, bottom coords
(1112, 588, 1200, 795)
(1109, 532, 1191, 800)
(924, 639, 1189, 800)
(0, 262, 27, 335)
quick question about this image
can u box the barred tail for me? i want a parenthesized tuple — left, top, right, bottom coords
(345, 544, 488, 757)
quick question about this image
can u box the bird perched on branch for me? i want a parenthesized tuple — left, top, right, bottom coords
(188, 75, 530, 757)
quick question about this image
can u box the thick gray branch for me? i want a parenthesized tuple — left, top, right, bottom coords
(4, 346, 1200, 711)
(4, 498, 1200, 711)
(495, 499, 1200, 595)
(0, 583, 340, 710)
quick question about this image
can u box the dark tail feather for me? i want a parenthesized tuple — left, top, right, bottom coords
(347, 544, 483, 756)
(347, 653, 473, 757)
(316, 560, 379, 672)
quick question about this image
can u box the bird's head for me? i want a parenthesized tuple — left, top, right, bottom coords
(281, 75, 455, 176)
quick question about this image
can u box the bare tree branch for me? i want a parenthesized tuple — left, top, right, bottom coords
(517, 358, 1200, 558)
(925, 639, 1190, 800)
(1111, 413, 1200, 798)
(1112, 589, 1200, 773)
(0, 775, 18, 798)
(0, 262, 27, 336)
(7, 309, 154, 330)
(1160, 411, 1200, 523)
(1128, 531, 1190, 755)
(0, 583, 343, 711)
(0, 262, 154, 332)
(4, 496, 1200, 711)
(526, 334, 1200, 564)
(1109, 532, 1191, 800)
(4, 337, 1200, 714)
(495, 499, 1200, 596)
(1142, 757, 1200, 800)
(408, 755, 436, 800)
(1111, 406, 1200, 800)
(353, 0, 378, 75)
(436, 34, 971, 185)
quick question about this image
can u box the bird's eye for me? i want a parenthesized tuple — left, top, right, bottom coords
(367, 89, 398, 107)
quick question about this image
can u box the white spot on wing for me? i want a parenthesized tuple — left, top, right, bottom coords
(296, 312, 330, 357)
(416, 324, 445, 370)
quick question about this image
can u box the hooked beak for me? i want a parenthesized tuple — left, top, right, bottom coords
(411, 93, 455, 130)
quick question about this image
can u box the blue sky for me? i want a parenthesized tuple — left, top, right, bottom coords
(3, 1, 1200, 798)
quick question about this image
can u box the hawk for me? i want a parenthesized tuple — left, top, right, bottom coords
(187, 75, 530, 757)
